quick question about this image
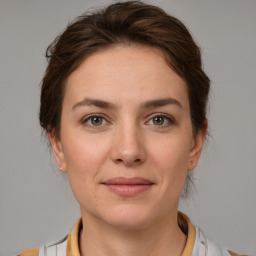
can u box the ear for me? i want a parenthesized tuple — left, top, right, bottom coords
(188, 123, 207, 171)
(48, 132, 67, 173)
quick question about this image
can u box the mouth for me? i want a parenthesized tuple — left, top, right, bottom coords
(101, 177, 154, 197)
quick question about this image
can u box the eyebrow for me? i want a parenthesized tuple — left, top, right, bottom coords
(72, 98, 116, 110)
(72, 97, 182, 110)
(141, 98, 182, 109)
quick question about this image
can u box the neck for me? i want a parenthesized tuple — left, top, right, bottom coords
(79, 211, 186, 256)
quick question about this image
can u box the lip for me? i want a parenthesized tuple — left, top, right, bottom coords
(101, 177, 154, 197)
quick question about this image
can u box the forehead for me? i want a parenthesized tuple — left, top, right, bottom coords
(64, 44, 189, 108)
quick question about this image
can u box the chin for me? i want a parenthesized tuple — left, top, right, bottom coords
(101, 204, 158, 230)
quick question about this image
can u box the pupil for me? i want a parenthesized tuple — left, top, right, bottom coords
(92, 117, 102, 125)
(153, 116, 164, 125)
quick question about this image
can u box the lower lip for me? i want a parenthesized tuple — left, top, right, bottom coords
(103, 184, 153, 197)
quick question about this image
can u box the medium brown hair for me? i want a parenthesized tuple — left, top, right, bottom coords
(39, 1, 210, 197)
(40, 0, 210, 140)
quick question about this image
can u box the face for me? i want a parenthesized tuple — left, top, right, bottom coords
(49, 45, 205, 230)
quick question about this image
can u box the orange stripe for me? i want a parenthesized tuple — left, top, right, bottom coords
(67, 218, 82, 256)
(228, 250, 248, 256)
(179, 213, 196, 256)
(17, 248, 38, 256)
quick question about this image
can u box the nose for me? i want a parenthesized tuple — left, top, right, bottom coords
(110, 123, 146, 167)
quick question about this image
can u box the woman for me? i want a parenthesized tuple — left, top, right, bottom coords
(19, 1, 244, 256)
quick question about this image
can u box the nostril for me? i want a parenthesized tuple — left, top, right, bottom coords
(115, 158, 141, 164)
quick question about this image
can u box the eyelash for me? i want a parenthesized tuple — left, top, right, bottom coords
(81, 114, 108, 127)
(146, 113, 175, 127)
(81, 113, 175, 128)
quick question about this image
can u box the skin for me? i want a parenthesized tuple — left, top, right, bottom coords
(49, 44, 206, 256)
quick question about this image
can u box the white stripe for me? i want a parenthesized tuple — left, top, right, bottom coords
(56, 239, 67, 255)
(38, 237, 67, 256)
(38, 246, 45, 256)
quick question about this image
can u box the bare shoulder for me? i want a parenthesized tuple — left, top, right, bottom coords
(17, 248, 38, 256)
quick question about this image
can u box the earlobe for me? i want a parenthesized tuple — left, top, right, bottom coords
(188, 126, 207, 171)
(48, 132, 67, 173)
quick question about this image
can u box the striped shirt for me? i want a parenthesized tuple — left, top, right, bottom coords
(18, 212, 245, 256)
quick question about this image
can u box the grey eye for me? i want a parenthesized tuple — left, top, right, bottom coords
(90, 116, 103, 126)
(147, 114, 174, 127)
(152, 116, 165, 125)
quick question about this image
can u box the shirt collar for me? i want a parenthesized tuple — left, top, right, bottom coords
(67, 212, 196, 256)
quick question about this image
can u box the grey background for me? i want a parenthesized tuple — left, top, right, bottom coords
(0, 0, 255, 255)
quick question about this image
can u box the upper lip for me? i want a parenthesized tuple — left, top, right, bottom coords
(102, 177, 154, 185)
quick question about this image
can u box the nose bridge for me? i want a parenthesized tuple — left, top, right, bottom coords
(111, 117, 145, 166)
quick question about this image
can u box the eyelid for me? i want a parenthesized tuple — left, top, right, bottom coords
(80, 112, 175, 127)
(145, 113, 176, 126)
(81, 113, 109, 126)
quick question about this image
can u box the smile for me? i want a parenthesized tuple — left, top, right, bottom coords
(101, 177, 154, 197)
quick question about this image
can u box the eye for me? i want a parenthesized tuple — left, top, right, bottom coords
(82, 115, 107, 127)
(147, 114, 174, 126)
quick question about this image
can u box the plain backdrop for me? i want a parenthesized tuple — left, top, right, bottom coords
(0, 0, 256, 255)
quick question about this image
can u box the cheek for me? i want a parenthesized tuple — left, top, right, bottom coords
(148, 134, 191, 195)
(61, 134, 110, 209)
(60, 130, 111, 196)
(61, 131, 110, 172)
(149, 134, 191, 172)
